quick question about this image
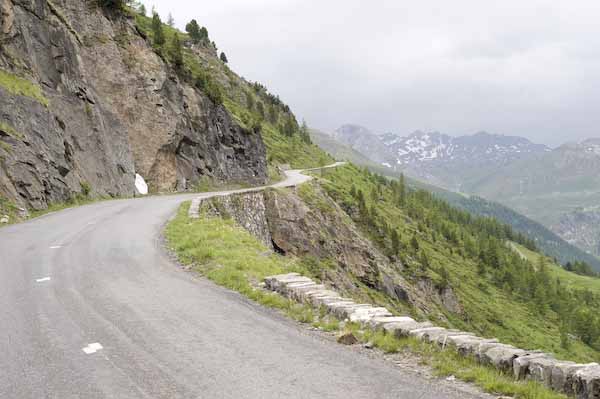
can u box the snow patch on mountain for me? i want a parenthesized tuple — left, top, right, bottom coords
(381, 131, 549, 168)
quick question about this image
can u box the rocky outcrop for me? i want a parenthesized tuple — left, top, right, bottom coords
(555, 209, 600, 257)
(0, 0, 266, 210)
(201, 185, 463, 317)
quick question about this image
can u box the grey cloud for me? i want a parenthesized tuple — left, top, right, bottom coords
(144, 0, 600, 147)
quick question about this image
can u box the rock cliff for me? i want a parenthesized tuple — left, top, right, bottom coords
(0, 0, 267, 210)
(203, 186, 463, 319)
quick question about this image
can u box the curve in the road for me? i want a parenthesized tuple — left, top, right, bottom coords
(0, 163, 488, 399)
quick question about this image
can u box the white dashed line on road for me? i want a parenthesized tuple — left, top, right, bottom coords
(49, 245, 62, 249)
(82, 343, 103, 354)
(36, 277, 51, 283)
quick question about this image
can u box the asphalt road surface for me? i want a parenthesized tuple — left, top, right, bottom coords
(0, 165, 488, 398)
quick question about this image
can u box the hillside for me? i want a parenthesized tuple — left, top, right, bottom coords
(0, 0, 328, 221)
(315, 164, 600, 362)
(470, 141, 600, 224)
(309, 130, 600, 271)
(170, 161, 600, 366)
(436, 192, 600, 272)
(329, 124, 600, 262)
(555, 207, 600, 257)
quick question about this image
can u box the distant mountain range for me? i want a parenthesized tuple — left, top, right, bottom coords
(316, 124, 600, 264)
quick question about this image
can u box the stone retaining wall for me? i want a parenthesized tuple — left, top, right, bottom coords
(265, 272, 600, 399)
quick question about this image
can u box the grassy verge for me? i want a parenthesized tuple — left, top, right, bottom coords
(357, 330, 565, 399)
(164, 202, 319, 322)
(164, 201, 566, 398)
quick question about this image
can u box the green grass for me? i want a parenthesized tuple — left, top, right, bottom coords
(355, 330, 566, 399)
(317, 164, 600, 363)
(164, 202, 319, 322)
(513, 243, 600, 294)
(0, 69, 48, 106)
(223, 98, 333, 169)
(0, 196, 20, 224)
(165, 201, 565, 398)
(356, 324, 568, 398)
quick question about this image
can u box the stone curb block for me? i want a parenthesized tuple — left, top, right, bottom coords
(264, 273, 600, 398)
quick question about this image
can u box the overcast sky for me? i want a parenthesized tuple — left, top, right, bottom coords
(142, 0, 600, 147)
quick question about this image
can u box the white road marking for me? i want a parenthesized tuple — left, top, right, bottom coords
(49, 245, 62, 249)
(82, 343, 103, 354)
(36, 277, 51, 283)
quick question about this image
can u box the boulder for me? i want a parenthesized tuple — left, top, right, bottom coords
(331, 303, 373, 319)
(0, 214, 8, 224)
(447, 336, 498, 357)
(409, 327, 447, 341)
(367, 316, 415, 330)
(474, 342, 507, 363)
(431, 330, 475, 346)
(309, 295, 347, 308)
(264, 274, 312, 292)
(548, 361, 587, 394)
(513, 353, 548, 380)
(479, 344, 526, 372)
(188, 198, 202, 219)
(528, 356, 559, 387)
(383, 320, 434, 338)
(286, 283, 326, 302)
(348, 307, 393, 323)
(279, 281, 319, 297)
(571, 364, 600, 399)
(337, 332, 359, 345)
(264, 273, 300, 289)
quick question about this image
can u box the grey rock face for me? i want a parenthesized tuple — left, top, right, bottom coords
(204, 192, 273, 249)
(0, 0, 266, 210)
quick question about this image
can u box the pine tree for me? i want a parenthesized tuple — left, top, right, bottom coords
(200, 27, 209, 41)
(256, 101, 265, 119)
(399, 173, 406, 206)
(151, 13, 165, 48)
(185, 19, 201, 43)
(246, 92, 255, 111)
(167, 13, 175, 27)
(220, 52, 229, 64)
(138, 3, 146, 16)
(391, 229, 400, 255)
(168, 34, 183, 69)
(420, 250, 430, 269)
(299, 120, 311, 144)
(410, 234, 420, 252)
(268, 104, 278, 124)
(283, 115, 296, 137)
(99, 0, 125, 9)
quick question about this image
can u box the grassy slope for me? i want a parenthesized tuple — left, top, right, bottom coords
(309, 131, 600, 271)
(514, 243, 600, 294)
(318, 164, 599, 363)
(166, 199, 565, 399)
